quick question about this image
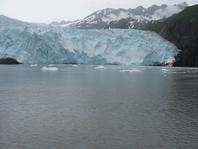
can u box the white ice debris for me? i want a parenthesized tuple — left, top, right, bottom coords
(120, 69, 141, 73)
(41, 66, 59, 72)
(48, 64, 55, 67)
(94, 65, 105, 69)
(161, 68, 171, 73)
(30, 64, 38, 67)
(162, 68, 188, 74)
(72, 64, 79, 67)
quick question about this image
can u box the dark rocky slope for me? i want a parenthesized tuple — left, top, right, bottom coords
(145, 5, 198, 67)
(0, 57, 21, 64)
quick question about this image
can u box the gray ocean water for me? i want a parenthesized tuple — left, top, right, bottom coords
(0, 65, 198, 149)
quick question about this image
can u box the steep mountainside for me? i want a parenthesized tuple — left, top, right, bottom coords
(51, 2, 187, 29)
(146, 5, 198, 67)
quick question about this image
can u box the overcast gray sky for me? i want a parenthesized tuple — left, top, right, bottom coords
(0, 0, 197, 23)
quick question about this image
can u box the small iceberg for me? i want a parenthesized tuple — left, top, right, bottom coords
(72, 64, 79, 67)
(41, 66, 59, 72)
(48, 64, 55, 67)
(94, 65, 105, 69)
(161, 68, 170, 72)
(30, 64, 38, 67)
(120, 69, 141, 73)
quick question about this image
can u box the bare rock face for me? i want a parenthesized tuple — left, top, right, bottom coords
(0, 57, 21, 64)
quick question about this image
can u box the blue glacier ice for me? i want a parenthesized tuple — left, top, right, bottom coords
(0, 15, 179, 65)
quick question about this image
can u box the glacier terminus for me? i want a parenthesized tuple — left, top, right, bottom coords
(0, 15, 179, 65)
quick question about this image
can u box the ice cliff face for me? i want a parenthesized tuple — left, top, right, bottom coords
(0, 15, 178, 65)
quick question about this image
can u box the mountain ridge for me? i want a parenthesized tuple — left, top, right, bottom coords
(51, 2, 187, 29)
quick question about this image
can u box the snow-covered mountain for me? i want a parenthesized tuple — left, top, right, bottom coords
(0, 15, 178, 65)
(51, 2, 187, 29)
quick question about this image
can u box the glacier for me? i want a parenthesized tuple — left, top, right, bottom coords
(0, 15, 179, 65)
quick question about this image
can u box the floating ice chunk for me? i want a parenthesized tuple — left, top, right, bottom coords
(30, 64, 38, 67)
(94, 65, 105, 69)
(163, 74, 167, 77)
(162, 68, 187, 74)
(72, 64, 79, 67)
(48, 64, 55, 67)
(161, 68, 172, 73)
(120, 69, 141, 73)
(162, 68, 170, 72)
(41, 66, 59, 72)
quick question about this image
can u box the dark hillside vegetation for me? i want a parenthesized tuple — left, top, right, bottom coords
(146, 5, 198, 67)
